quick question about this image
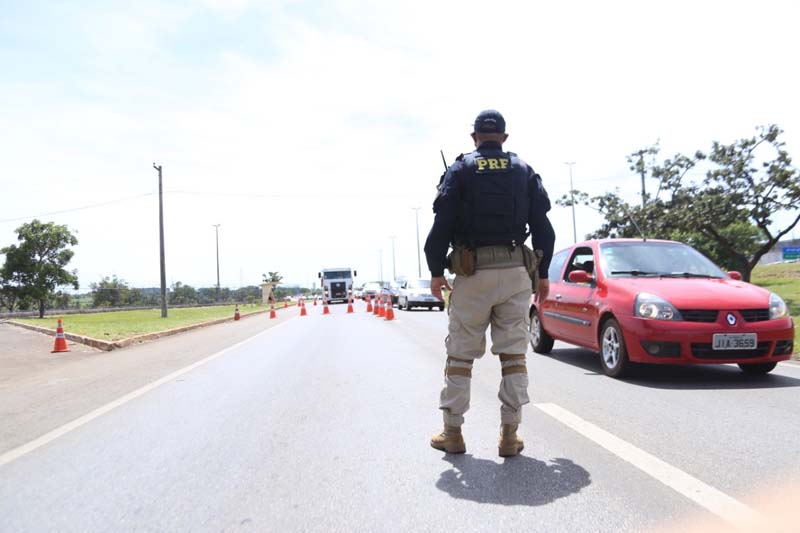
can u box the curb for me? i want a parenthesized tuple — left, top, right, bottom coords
(7, 307, 279, 352)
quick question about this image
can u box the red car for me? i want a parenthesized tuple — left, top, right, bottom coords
(530, 239, 795, 377)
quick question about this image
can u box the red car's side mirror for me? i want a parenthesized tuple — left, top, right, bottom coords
(728, 271, 742, 280)
(568, 270, 593, 284)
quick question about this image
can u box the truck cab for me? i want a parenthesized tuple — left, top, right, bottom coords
(318, 268, 357, 304)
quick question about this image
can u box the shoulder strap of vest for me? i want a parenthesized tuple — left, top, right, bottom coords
(459, 152, 478, 248)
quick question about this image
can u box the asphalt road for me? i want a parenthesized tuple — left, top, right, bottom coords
(1, 305, 799, 532)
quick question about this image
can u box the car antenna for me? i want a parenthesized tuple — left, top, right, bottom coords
(623, 206, 647, 241)
(440, 149, 448, 172)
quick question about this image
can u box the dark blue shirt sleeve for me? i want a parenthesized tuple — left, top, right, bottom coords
(424, 166, 461, 277)
(528, 170, 556, 279)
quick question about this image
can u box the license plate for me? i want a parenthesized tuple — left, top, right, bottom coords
(712, 333, 757, 350)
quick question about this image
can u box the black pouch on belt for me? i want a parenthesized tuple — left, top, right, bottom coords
(446, 245, 476, 277)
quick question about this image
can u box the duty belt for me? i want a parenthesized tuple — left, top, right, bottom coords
(474, 245, 526, 270)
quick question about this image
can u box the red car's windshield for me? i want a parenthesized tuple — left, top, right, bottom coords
(599, 242, 727, 278)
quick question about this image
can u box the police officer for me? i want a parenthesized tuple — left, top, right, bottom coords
(424, 109, 555, 457)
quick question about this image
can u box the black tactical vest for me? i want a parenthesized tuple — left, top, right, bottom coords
(455, 145, 530, 247)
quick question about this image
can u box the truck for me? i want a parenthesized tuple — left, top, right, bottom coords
(318, 267, 357, 304)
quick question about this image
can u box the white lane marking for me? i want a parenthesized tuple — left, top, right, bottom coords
(534, 402, 763, 529)
(0, 320, 292, 468)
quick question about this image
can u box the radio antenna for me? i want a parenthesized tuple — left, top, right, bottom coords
(623, 206, 647, 241)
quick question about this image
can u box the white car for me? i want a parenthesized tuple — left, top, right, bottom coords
(361, 282, 382, 302)
(397, 279, 444, 311)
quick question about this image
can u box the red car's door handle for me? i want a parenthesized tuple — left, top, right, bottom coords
(554, 294, 562, 300)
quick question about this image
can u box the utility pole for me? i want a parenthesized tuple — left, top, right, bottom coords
(153, 163, 168, 318)
(412, 207, 422, 278)
(564, 162, 577, 243)
(389, 235, 396, 280)
(213, 224, 221, 301)
(633, 149, 647, 208)
(379, 250, 384, 283)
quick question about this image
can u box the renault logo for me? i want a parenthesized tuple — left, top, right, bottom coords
(726, 313, 737, 326)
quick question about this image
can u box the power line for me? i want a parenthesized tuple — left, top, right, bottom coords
(0, 169, 712, 227)
(0, 189, 374, 226)
(166, 189, 420, 199)
(0, 193, 156, 224)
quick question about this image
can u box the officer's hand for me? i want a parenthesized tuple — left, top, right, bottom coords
(535, 278, 550, 303)
(431, 276, 452, 302)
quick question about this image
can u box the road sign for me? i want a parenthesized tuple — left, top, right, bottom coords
(782, 246, 800, 260)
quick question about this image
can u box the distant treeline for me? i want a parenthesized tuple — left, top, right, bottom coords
(1, 275, 316, 314)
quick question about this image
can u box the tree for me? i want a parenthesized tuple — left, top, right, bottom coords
(50, 290, 72, 310)
(0, 269, 28, 312)
(0, 283, 21, 312)
(686, 125, 800, 279)
(559, 126, 800, 281)
(169, 281, 198, 305)
(197, 287, 218, 304)
(233, 285, 261, 303)
(272, 286, 294, 300)
(91, 276, 134, 308)
(1, 256, 29, 312)
(1, 220, 79, 317)
(262, 271, 283, 284)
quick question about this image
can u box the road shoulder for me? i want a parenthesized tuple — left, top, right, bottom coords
(0, 313, 294, 455)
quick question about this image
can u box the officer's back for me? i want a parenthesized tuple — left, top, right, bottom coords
(424, 109, 556, 458)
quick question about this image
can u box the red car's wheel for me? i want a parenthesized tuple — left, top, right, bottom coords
(530, 307, 554, 354)
(599, 318, 631, 378)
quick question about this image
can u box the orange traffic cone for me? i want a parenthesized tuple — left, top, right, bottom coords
(234, 304, 241, 321)
(323, 298, 330, 315)
(313, 297, 317, 306)
(385, 298, 395, 321)
(51, 317, 70, 353)
(366, 295, 373, 313)
(378, 295, 386, 317)
(284, 301, 288, 309)
(347, 297, 354, 313)
(300, 303, 307, 316)
(269, 304, 277, 319)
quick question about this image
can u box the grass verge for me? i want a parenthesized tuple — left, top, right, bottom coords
(751, 263, 799, 358)
(17, 303, 279, 341)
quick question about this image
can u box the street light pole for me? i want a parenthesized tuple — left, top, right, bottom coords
(564, 161, 577, 244)
(389, 235, 396, 280)
(213, 224, 221, 301)
(153, 163, 168, 318)
(379, 250, 384, 283)
(412, 207, 422, 278)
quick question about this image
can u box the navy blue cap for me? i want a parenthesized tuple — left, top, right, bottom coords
(473, 109, 506, 133)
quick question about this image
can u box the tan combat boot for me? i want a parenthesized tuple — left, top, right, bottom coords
(498, 424, 524, 457)
(430, 425, 466, 454)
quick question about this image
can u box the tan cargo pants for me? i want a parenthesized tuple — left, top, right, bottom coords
(439, 265, 532, 426)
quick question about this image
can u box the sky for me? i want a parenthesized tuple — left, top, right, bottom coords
(1, 0, 799, 291)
